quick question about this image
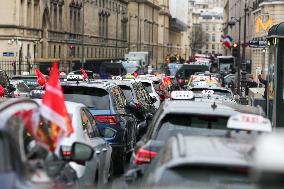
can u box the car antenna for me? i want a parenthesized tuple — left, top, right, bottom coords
(211, 101, 217, 110)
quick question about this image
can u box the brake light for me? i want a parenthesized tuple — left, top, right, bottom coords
(134, 148, 157, 165)
(61, 146, 72, 157)
(135, 102, 142, 109)
(94, 115, 120, 125)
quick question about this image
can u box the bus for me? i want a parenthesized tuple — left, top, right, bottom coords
(217, 56, 235, 76)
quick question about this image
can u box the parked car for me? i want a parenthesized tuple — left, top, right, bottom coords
(61, 80, 137, 174)
(10, 80, 30, 98)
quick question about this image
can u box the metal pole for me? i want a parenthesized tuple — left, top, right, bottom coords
(237, 19, 241, 95)
(116, 10, 118, 59)
(19, 44, 22, 75)
(128, 16, 131, 51)
(242, 0, 247, 70)
(81, 0, 85, 69)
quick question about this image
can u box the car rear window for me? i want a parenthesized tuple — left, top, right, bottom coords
(15, 82, 30, 93)
(141, 82, 153, 93)
(118, 85, 134, 100)
(62, 86, 110, 110)
(159, 165, 252, 188)
(155, 114, 228, 140)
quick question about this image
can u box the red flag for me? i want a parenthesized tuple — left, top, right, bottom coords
(133, 71, 139, 78)
(35, 68, 47, 87)
(0, 85, 5, 97)
(80, 68, 89, 81)
(40, 62, 73, 151)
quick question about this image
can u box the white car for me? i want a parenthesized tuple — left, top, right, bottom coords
(34, 100, 113, 187)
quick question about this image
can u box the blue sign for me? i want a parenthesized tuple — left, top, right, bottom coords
(3, 52, 15, 57)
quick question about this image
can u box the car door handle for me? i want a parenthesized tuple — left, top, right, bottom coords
(102, 148, 108, 152)
(96, 150, 101, 155)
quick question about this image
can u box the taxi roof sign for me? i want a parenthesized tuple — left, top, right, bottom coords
(66, 74, 84, 81)
(171, 91, 194, 100)
(227, 114, 272, 132)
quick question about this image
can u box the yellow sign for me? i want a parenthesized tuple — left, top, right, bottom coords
(255, 16, 273, 33)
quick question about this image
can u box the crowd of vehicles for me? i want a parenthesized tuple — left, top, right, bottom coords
(0, 55, 282, 189)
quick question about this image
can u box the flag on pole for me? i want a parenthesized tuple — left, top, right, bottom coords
(80, 68, 89, 81)
(222, 35, 233, 48)
(40, 62, 73, 151)
(35, 68, 47, 87)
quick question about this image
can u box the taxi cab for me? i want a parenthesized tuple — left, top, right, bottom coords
(129, 92, 265, 170)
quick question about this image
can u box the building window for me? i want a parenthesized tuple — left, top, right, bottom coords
(212, 34, 216, 42)
(59, 46, 61, 58)
(54, 45, 56, 58)
(206, 24, 209, 31)
(212, 44, 215, 50)
(212, 24, 215, 31)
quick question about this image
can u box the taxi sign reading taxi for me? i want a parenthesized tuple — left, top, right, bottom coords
(171, 91, 194, 100)
(227, 114, 272, 132)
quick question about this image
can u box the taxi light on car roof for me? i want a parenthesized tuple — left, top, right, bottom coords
(170, 91, 194, 100)
(66, 74, 84, 81)
(227, 114, 272, 132)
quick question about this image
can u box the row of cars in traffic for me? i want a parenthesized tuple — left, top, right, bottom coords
(0, 67, 283, 189)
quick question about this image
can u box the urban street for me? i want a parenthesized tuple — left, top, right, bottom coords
(0, 0, 284, 189)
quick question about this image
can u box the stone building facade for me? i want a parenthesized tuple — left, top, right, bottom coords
(0, 0, 128, 75)
(225, 0, 284, 77)
(128, 0, 160, 67)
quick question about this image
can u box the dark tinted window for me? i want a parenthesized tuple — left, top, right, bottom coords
(63, 86, 110, 110)
(159, 166, 252, 188)
(118, 85, 134, 100)
(14, 82, 30, 92)
(155, 114, 228, 140)
(141, 82, 153, 93)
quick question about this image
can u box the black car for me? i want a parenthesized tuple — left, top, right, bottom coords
(10, 75, 44, 90)
(61, 80, 137, 174)
(0, 70, 15, 96)
(174, 64, 210, 87)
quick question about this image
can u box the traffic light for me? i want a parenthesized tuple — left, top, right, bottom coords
(233, 43, 238, 48)
(69, 45, 75, 57)
(232, 43, 239, 57)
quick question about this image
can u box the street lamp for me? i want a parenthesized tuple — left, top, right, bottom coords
(228, 17, 241, 96)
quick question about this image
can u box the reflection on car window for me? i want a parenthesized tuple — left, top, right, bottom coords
(81, 109, 96, 138)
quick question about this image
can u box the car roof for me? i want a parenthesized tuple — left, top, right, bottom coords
(166, 134, 253, 168)
(162, 100, 263, 116)
(61, 80, 116, 90)
(33, 99, 85, 114)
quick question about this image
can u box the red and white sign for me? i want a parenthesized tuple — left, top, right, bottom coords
(227, 114, 272, 132)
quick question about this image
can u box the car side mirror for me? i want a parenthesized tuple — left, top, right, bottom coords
(60, 142, 94, 162)
(127, 100, 137, 110)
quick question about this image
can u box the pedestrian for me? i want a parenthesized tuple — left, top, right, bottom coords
(246, 76, 258, 95)
(258, 75, 268, 99)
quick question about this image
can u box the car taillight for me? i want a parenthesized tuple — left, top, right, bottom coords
(14, 92, 20, 97)
(135, 102, 142, 109)
(94, 115, 120, 125)
(134, 148, 157, 165)
(61, 146, 72, 157)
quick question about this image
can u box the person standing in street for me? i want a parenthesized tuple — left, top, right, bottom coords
(258, 75, 268, 99)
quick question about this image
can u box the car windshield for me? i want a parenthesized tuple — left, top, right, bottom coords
(118, 85, 134, 100)
(156, 114, 228, 141)
(62, 86, 110, 110)
(141, 82, 153, 93)
(159, 165, 253, 188)
(122, 62, 140, 74)
(14, 82, 30, 92)
(166, 64, 182, 76)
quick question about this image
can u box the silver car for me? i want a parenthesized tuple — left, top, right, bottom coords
(141, 134, 256, 189)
